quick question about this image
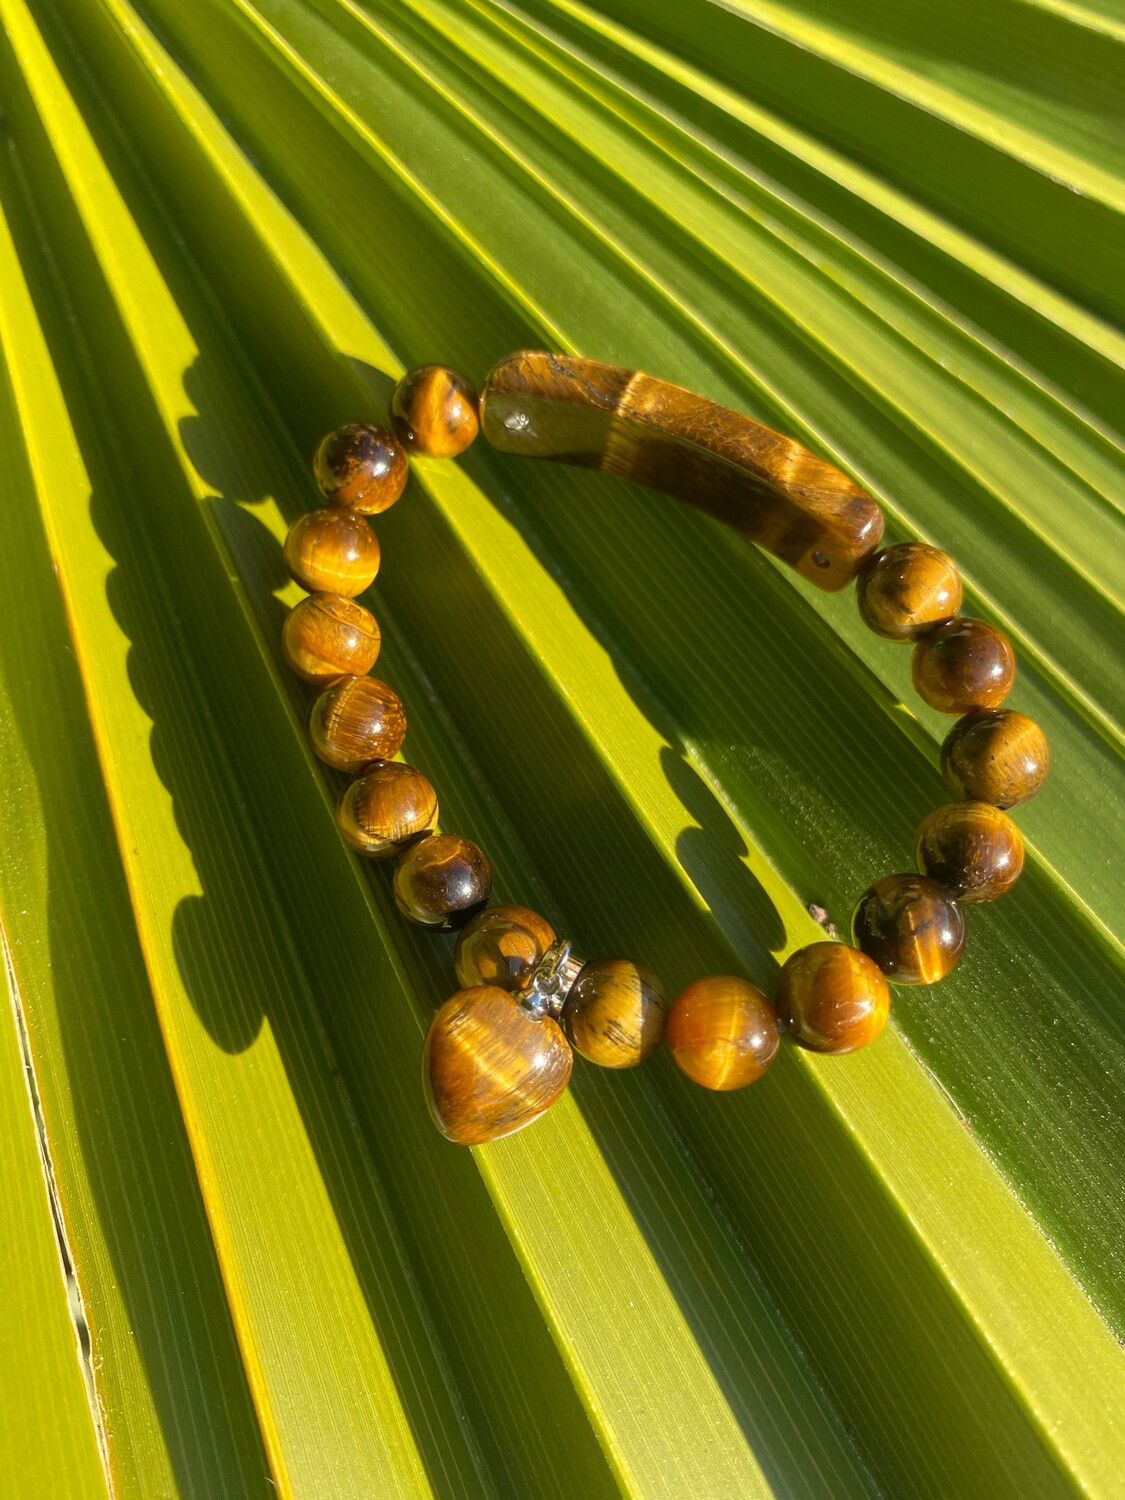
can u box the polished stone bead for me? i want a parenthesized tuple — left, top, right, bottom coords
(308, 676, 406, 773)
(283, 507, 380, 596)
(393, 833, 492, 930)
(454, 905, 556, 992)
(856, 542, 961, 641)
(391, 365, 480, 457)
(561, 957, 668, 1069)
(424, 985, 572, 1144)
(940, 708, 1050, 808)
(282, 593, 380, 685)
(314, 422, 408, 514)
(914, 800, 1024, 904)
(911, 617, 1015, 715)
(777, 942, 890, 1054)
(337, 761, 437, 858)
(667, 975, 779, 1089)
(852, 874, 966, 985)
(481, 351, 884, 591)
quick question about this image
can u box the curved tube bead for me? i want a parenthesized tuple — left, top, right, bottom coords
(480, 351, 884, 590)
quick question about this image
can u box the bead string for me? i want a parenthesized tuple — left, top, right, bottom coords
(280, 360, 1050, 1145)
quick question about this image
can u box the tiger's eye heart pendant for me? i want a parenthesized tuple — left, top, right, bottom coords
(423, 985, 573, 1145)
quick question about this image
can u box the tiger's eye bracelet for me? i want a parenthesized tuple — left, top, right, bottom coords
(281, 352, 1050, 1145)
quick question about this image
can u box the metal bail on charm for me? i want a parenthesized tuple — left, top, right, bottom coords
(516, 938, 585, 1021)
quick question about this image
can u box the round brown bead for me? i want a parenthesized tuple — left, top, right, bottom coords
(424, 985, 572, 1145)
(856, 542, 961, 642)
(337, 761, 437, 858)
(391, 365, 480, 457)
(911, 617, 1015, 715)
(284, 507, 380, 596)
(667, 975, 779, 1089)
(393, 833, 492, 930)
(282, 593, 380, 685)
(914, 800, 1024, 904)
(308, 676, 406, 773)
(562, 957, 668, 1069)
(940, 708, 1050, 808)
(314, 422, 408, 515)
(777, 942, 890, 1055)
(454, 905, 556, 992)
(852, 874, 966, 985)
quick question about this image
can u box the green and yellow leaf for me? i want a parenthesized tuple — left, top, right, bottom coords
(0, 0, 1123, 1495)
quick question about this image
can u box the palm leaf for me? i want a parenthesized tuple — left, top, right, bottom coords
(0, 0, 1122, 1494)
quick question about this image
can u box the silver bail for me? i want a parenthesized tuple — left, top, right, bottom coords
(516, 938, 585, 1021)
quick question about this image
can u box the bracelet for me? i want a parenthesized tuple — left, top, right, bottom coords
(280, 352, 1050, 1147)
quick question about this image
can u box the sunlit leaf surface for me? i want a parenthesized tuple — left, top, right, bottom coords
(0, 0, 1123, 1495)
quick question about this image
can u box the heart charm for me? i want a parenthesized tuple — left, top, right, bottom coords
(423, 986, 573, 1144)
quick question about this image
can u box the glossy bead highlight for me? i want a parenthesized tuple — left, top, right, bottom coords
(308, 676, 406, 773)
(391, 365, 480, 457)
(424, 985, 572, 1144)
(856, 543, 961, 641)
(337, 761, 437, 858)
(562, 957, 668, 1068)
(393, 833, 492, 930)
(852, 874, 966, 985)
(667, 975, 779, 1089)
(777, 943, 890, 1054)
(914, 800, 1024, 903)
(283, 507, 380, 596)
(940, 708, 1050, 808)
(455, 905, 556, 992)
(282, 593, 380, 685)
(911, 617, 1015, 715)
(314, 422, 408, 514)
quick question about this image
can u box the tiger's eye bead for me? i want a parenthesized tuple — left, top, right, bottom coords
(667, 975, 779, 1089)
(337, 761, 437, 858)
(777, 943, 890, 1054)
(308, 676, 406, 773)
(391, 365, 480, 457)
(314, 422, 408, 514)
(561, 957, 668, 1069)
(852, 874, 966, 985)
(282, 593, 380, 685)
(856, 543, 961, 641)
(424, 985, 573, 1144)
(284, 507, 380, 596)
(940, 708, 1050, 808)
(455, 905, 556, 991)
(393, 833, 492, 930)
(911, 617, 1015, 715)
(914, 801, 1024, 904)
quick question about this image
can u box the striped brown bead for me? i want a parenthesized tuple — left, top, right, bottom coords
(337, 761, 437, 858)
(283, 507, 380, 597)
(940, 708, 1050, 808)
(282, 593, 380, 685)
(856, 543, 961, 641)
(454, 905, 556, 992)
(314, 422, 408, 515)
(561, 957, 668, 1069)
(308, 676, 406, 773)
(777, 942, 890, 1055)
(914, 801, 1024, 904)
(393, 833, 492, 930)
(391, 365, 480, 457)
(667, 975, 779, 1089)
(424, 985, 572, 1145)
(480, 351, 884, 591)
(911, 618, 1015, 715)
(852, 874, 966, 985)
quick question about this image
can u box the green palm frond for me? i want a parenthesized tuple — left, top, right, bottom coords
(1, 0, 1123, 1495)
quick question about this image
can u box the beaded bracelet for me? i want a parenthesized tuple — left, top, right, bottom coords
(281, 352, 1050, 1146)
